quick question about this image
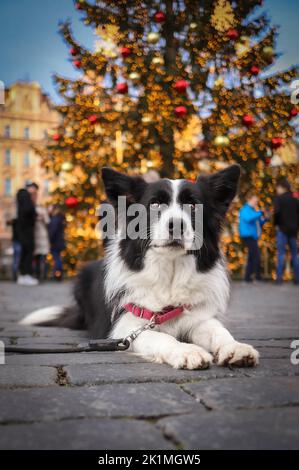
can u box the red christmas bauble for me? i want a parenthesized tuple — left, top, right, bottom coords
(88, 114, 98, 124)
(116, 82, 128, 94)
(65, 196, 79, 208)
(265, 157, 272, 166)
(52, 133, 61, 141)
(289, 107, 298, 118)
(243, 114, 255, 127)
(250, 65, 260, 76)
(75, 2, 82, 10)
(175, 106, 187, 117)
(73, 60, 82, 69)
(120, 46, 131, 58)
(227, 29, 239, 40)
(271, 137, 284, 149)
(154, 11, 166, 23)
(70, 47, 78, 56)
(174, 79, 189, 93)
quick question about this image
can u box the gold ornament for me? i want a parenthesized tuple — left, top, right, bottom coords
(61, 162, 73, 172)
(214, 135, 230, 146)
(152, 56, 164, 66)
(189, 22, 197, 31)
(211, 0, 236, 33)
(142, 115, 154, 124)
(147, 32, 160, 44)
(262, 46, 273, 59)
(129, 72, 141, 82)
(96, 25, 121, 42)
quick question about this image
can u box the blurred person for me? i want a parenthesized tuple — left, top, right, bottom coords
(16, 185, 38, 286)
(26, 181, 39, 206)
(274, 178, 299, 284)
(48, 205, 65, 281)
(34, 205, 50, 280)
(143, 169, 160, 183)
(6, 217, 21, 281)
(239, 194, 268, 283)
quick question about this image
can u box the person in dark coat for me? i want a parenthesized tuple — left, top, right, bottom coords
(48, 205, 65, 280)
(274, 178, 299, 284)
(16, 187, 38, 285)
(6, 218, 21, 281)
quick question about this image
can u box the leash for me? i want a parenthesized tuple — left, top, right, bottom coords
(4, 316, 156, 354)
(6, 303, 186, 354)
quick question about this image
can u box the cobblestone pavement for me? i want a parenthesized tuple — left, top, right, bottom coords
(0, 281, 298, 450)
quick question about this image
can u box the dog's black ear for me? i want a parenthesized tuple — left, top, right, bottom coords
(102, 168, 147, 205)
(197, 164, 240, 216)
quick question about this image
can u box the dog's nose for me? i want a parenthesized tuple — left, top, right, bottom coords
(168, 218, 186, 237)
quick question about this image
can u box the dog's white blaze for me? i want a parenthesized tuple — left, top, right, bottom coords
(150, 179, 195, 249)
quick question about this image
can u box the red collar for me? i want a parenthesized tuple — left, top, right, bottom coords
(123, 303, 187, 325)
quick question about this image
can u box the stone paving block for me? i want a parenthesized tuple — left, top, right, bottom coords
(0, 327, 87, 338)
(0, 330, 34, 339)
(6, 351, 147, 366)
(250, 339, 293, 349)
(65, 356, 299, 386)
(65, 362, 246, 385)
(258, 347, 291, 359)
(0, 365, 57, 388)
(0, 418, 174, 450)
(182, 376, 299, 410)
(158, 408, 299, 450)
(14, 336, 84, 345)
(241, 359, 299, 377)
(0, 382, 197, 424)
(230, 328, 299, 341)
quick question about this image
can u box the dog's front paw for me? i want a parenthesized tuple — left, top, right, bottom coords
(215, 341, 259, 367)
(165, 343, 213, 370)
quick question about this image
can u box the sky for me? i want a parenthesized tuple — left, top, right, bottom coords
(0, 0, 298, 103)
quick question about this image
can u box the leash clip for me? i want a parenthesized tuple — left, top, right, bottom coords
(121, 315, 156, 347)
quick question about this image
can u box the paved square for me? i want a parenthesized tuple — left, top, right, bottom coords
(0, 281, 298, 449)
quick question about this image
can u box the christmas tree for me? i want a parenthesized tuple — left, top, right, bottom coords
(40, 0, 298, 276)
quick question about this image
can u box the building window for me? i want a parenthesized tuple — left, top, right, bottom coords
(5, 149, 11, 166)
(5, 178, 12, 195)
(24, 152, 30, 167)
(24, 127, 30, 139)
(4, 125, 10, 138)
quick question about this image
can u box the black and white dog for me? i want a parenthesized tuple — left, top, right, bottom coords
(22, 165, 259, 369)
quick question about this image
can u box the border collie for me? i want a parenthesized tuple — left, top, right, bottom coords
(22, 165, 259, 369)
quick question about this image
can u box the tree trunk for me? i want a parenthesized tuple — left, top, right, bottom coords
(160, 0, 176, 178)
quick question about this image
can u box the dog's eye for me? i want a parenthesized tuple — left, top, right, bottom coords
(150, 202, 161, 209)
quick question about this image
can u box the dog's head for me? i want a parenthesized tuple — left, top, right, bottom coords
(101, 165, 240, 271)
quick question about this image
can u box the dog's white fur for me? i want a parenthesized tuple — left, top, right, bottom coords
(20, 306, 63, 326)
(105, 180, 259, 370)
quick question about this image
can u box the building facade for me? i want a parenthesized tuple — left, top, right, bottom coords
(0, 81, 59, 248)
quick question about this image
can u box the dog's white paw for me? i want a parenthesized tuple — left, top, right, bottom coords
(215, 341, 259, 367)
(165, 343, 213, 370)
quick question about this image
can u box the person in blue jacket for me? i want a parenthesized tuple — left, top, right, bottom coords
(239, 194, 268, 283)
